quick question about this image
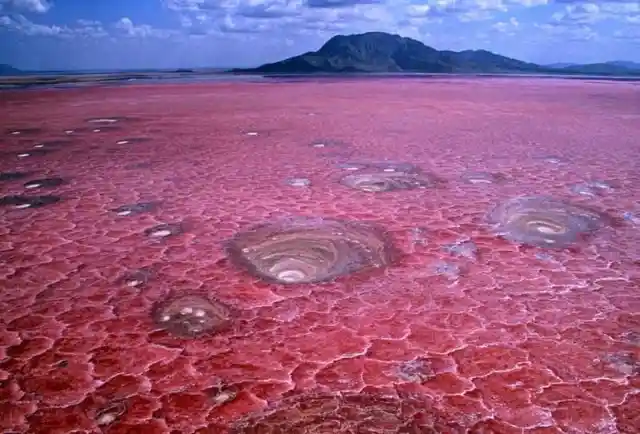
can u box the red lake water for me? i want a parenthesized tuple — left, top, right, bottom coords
(1, 78, 639, 433)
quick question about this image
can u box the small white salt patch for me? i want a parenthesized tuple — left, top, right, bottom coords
(278, 270, 306, 282)
(93, 129, 101, 133)
(96, 413, 117, 426)
(34, 144, 44, 148)
(536, 226, 557, 235)
(116, 140, 129, 145)
(246, 132, 258, 136)
(116, 210, 132, 216)
(14, 203, 31, 209)
(212, 390, 237, 406)
(25, 183, 40, 189)
(17, 153, 30, 158)
(287, 178, 311, 187)
(150, 229, 172, 237)
(623, 212, 640, 225)
(194, 309, 206, 317)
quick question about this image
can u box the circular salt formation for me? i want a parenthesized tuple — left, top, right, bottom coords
(340, 171, 437, 193)
(569, 180, 616, 197)
(113, 201, 159, 216)
(144, 222, 183, 238)
(336, 162, 367, 171)
(95, 401, 127, 427)
(309, 138, 348, 149)
(24, 177, 66, 189)
(14, 148, 55, 159)
(228, 392, 454, 433)
(569, 183, 599, 197)
(5, 127, 42, 136)
(33, 140, 74, 148)
(152, 295, 232, 338)
(226, 216, 397, 284)
(285, 178, 312, 188)
(118, 268, 154, 288)
(0, 172, 32, 182)
(85, 117, 126, 125)
(541, 155, 567, 165)
(366, 161, 421, 173)
(115, 137, 149, 145)
(461, 171, 505, 185)
(487, 195, 608, 249)
(0, 195, 61, 209)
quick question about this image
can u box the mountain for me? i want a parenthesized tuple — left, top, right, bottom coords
(600, 60, 640, 70)
(546, 60, 640, 75)
(545, 62, 576, 69)
(554, 63, 640, 76)
(230, 32, 640, 77)
(231, 32, 545, 74)
(0, 64, 22, 76)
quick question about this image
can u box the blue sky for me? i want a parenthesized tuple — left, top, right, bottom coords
(1, 0, 639, 71)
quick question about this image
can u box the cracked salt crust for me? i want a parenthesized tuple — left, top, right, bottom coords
(2, 79, 638, 434)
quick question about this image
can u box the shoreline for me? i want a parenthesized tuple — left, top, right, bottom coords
(2, 70, 640, 90)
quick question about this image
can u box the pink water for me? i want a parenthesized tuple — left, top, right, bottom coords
(1, 78, 639, 433)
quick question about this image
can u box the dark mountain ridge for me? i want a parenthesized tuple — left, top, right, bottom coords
(230, 32, 640, 77)
(0, 64, 22, 76)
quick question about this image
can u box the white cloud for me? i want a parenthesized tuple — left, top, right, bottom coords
(613, 28, 640, 41)
(0, 13, 65, 35)
(492, 16, 520, 33)
(162, 0, 553, 39)
(0, 14, 110, 37)
(536, 22, 598, 41)
(551, 3, 601, 24)
(0, 0, 51, 14)
(0, 0, 637, 61)
(114, 17, 177, 38)
(551, 1, 640, 26)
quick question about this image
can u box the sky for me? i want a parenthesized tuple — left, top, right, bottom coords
(1, 0, 639, 71)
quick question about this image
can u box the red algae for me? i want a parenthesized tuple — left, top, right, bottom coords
(1, 78, 639, 434)
(228, 391, 461, 433)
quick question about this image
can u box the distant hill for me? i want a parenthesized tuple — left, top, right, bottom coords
(230, 32, 640, 77)
(605, 60, 640, 70)
(0, 64, 22, 76)
(545, 62, 576, 69)
(231, 32, 545, 74)
(547, 60, 640, 75)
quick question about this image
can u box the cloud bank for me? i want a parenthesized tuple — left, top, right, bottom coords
(1, 0, 638, 70)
